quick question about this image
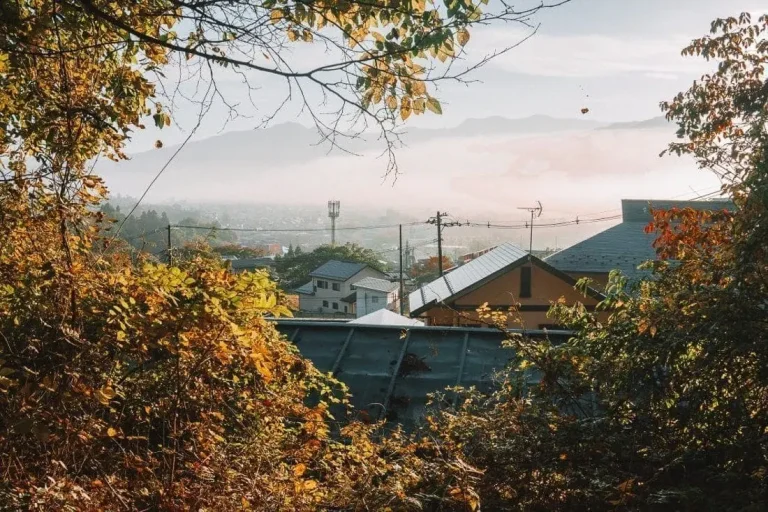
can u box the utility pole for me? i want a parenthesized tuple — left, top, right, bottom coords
(399, 224, 405, 315)
(167, 224, 173, 266)
(427, 211, 462, 276)
(517, 201, 543, 254)
(327, 200, 340, 246)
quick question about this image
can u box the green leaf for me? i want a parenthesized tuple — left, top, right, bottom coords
(426, 97, 442, 115)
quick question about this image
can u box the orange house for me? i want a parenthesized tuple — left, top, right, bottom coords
(409, 243, 605, 329)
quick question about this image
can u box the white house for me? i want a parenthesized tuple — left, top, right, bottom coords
(350, 277, 400, 317)
(296, 260, 388, 315)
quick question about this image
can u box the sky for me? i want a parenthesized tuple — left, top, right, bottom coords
(103, 0, 761, 249)
(124, 0, 766, 151)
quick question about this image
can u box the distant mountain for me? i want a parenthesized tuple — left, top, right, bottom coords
(599, 116, 671, 131)
(111, 114, 607, 176)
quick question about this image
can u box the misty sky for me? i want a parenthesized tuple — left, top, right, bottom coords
(104, 0, 761, 249)
(125, 0, 765, 151)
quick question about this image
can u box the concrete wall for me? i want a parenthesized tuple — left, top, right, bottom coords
(423, 264, 602, 329)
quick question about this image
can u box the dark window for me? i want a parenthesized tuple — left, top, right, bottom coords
(332, 302, 339, 310)
(332, 282, 341, 291)
(520, 266, 532, 298)
(317, 280, 328, 289)
(344, 305, 348, 313)
(322, 300, 329, 307)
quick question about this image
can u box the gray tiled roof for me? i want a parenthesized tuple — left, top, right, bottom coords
(294, 281, 314, 295)
(545, 198, 735, 279)
(310, 260, 367, 280)
(352, 277, 399, 293)
(545, 222, 655, 279)
(409, 242, 528, 313)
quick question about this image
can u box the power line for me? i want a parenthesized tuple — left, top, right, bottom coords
(172, 220, 426, 233)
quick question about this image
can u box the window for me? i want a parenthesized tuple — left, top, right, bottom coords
(520, 266, 532, 298)
(332, 282, 341, 291)
(371, 296, 379, 304)
(332, 302, 339, 310)
(316, 280, 328, 289)
(343, 305, 348, 313)
(322, 300, 329, 308)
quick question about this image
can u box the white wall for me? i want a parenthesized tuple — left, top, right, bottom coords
(298, 267, 388, 315)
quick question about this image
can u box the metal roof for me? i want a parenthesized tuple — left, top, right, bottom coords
(409, 242, 528, 313)
(294, 281, 314, 295)
(273, 319, 571, 430)
(352, 277, 399, 293)
(545, 199, 735, 280)
(309, 260, 368, 280)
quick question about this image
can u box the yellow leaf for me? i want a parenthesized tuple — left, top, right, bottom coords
(386, 95, 398, 111)
(270, 9, 283, 22)
(303, 479, 318, 491)
(287, 30, 298, 42)
(107, 427, 117, 437)
(400, 96, 412, 121)
(293, 463, 307, 477)
(411, 80, 426, 96)
(302, 30, 313, 42)
(457, 28, 471, 46)
(413, 98, 426, 114)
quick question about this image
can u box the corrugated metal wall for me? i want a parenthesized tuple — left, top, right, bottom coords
(274, 320, 572, 430)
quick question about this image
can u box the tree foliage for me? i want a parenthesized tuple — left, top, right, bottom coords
(399, 13, 768, 511)
(275, 243, 385, 290)
(410, 255, 452, 285)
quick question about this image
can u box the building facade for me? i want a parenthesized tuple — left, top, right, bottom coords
(409, 243, 604, 329)
(296, 260, 388, 316)
(351, 277, 400, 317)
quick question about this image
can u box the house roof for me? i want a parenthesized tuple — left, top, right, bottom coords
(409, 243, 527, 314)
(294, 281, 314, 295)
(409, 242, 604, 316)
(545, 198, 734, 279)
(349, 309, 424, 327)
(341, 291, 357, 303)
(352, 277, 399, 293)
(310, 260, 368, 280)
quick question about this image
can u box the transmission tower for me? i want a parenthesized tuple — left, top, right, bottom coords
(327, 200, 340, 246)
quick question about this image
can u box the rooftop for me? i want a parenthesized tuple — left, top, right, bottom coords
(310, 260, 368, 280)
(352, 277, 399, 293)
(349, 309, 424, 327)
(546, 198, 734, 279)
(409, 242, 528, 314)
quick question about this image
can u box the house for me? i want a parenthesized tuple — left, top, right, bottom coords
(296, 260, 388, 315)
(408, 243, 605, 329)
(545, 198, 734, 288)
(349, 277, 400, 317)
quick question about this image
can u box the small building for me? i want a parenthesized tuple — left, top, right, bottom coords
(296, 260, 388, 316)
(408, 243, 604, 329)
(545, 198, 734, 288)
(350, 277, 400, 317)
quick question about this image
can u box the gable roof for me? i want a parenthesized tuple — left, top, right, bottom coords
(352, 277, 399, 293)
(545, 198, 734, 279)
(349, 309, 424, 327)
(409, 242, 604, 317)
(310, 260, 368, 280)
